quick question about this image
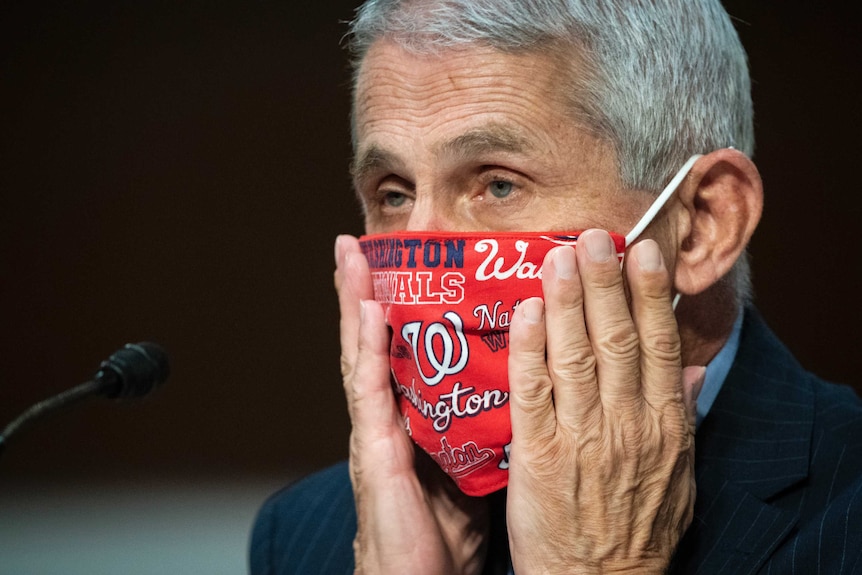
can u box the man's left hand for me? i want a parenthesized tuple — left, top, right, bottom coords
(506, 229, 704, 574)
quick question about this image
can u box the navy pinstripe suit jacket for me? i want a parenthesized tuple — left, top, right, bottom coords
(250, 309, 862, 574)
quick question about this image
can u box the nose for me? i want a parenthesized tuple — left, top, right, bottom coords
(404, 193, 469, 232)
(405, 198, 443, 231)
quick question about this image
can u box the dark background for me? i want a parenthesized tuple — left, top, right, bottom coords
(1, 2, 860, 483)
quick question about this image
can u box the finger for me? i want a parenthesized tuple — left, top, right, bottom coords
(349, 300, 416, 514)
(336, 235, 375, 386)
(351, 300, 402, 437)
(541, 246, 600, 427)
(333, 234, 352, 293)
(626, 240, 682, 410)
(576, 229, 642, 410)
(508, 297, 557, 446)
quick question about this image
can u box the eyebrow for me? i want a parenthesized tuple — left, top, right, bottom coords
(436, 125, 534, 160)
(350, 145, 401, 185)
(351, 124, 534, 187)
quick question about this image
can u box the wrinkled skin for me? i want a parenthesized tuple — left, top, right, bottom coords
(506, 237, 702, 574)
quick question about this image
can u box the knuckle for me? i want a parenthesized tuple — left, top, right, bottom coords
(549, 345, 596, 382)
(511, 367, 553, 415)
(641, 327, 681, 363)
(509, 346, 549, 380)
(574, 421, 610, 461)
(596, 321, 640, 358)
(512, 368, 553, 407)
(340, 352, 354, 379)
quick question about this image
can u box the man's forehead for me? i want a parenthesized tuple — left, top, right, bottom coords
(351, 42, 581, 152)
(353, 40, 576, 117)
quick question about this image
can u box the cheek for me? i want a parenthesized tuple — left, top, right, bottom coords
(509, 192, 609, 233)
(648, 217, 679, 254)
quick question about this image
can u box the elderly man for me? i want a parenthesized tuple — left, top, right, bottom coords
(251, 1, 862, 573)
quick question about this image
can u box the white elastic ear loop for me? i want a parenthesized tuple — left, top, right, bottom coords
(624, 154, 703, 247)
(623, 154, 703, 311)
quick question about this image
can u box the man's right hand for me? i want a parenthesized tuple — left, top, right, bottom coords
(335, 235, 489, 575)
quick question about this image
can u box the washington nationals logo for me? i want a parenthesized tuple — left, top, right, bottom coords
(401, 311, 469, 386)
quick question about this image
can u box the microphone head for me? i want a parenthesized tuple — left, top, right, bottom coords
(96, 342, 171, 399)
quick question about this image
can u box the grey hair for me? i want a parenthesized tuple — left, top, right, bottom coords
(347, 0, 755, 305)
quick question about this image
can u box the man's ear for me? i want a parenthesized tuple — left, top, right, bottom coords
(673, 148, 763, 295)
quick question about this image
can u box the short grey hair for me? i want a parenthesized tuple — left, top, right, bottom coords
(347, 0, 755, 304)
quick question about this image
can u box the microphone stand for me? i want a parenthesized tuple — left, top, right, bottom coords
(0, 342, 168, 461)
(0, 379, 103, 459)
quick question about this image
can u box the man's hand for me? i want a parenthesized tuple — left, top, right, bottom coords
(506, 230, 704, 574)
(335, 235, 488, 575)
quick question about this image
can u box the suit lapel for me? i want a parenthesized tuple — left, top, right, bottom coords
(672, 309, 814, 574)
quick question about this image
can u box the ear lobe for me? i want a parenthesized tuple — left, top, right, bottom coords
(674, 148, 763, 295)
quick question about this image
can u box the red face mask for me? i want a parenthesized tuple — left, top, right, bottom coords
(360, 232, 627, 495)
(359, 155, 701, 496)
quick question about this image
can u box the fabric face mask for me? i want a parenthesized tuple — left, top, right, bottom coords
(358, 155, 701, 496)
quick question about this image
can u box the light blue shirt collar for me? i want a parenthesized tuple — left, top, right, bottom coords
(696, 307, 744, 427)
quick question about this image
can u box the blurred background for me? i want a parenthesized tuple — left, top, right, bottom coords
(1, 2, 859, 574)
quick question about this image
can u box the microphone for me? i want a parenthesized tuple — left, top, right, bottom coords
(0, 342, 170, 457)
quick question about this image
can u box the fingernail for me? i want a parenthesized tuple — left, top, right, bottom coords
(334, 235, 343, 266)
(553, 246, 576, 279)
(634, 240, 663, 271)
(522, 298, 544, 324)
(334, 235, 346, 266)
(583, 229, 613, 262)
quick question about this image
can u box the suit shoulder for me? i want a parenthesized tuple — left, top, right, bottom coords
(249, 461, 355, 575)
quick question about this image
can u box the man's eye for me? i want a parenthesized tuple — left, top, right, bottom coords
(383, 191, 408, 207)
(488, 180, 514, 199)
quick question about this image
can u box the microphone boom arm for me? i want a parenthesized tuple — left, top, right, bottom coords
(0, 379, 102, 456)
(0, 342, 169, 459)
